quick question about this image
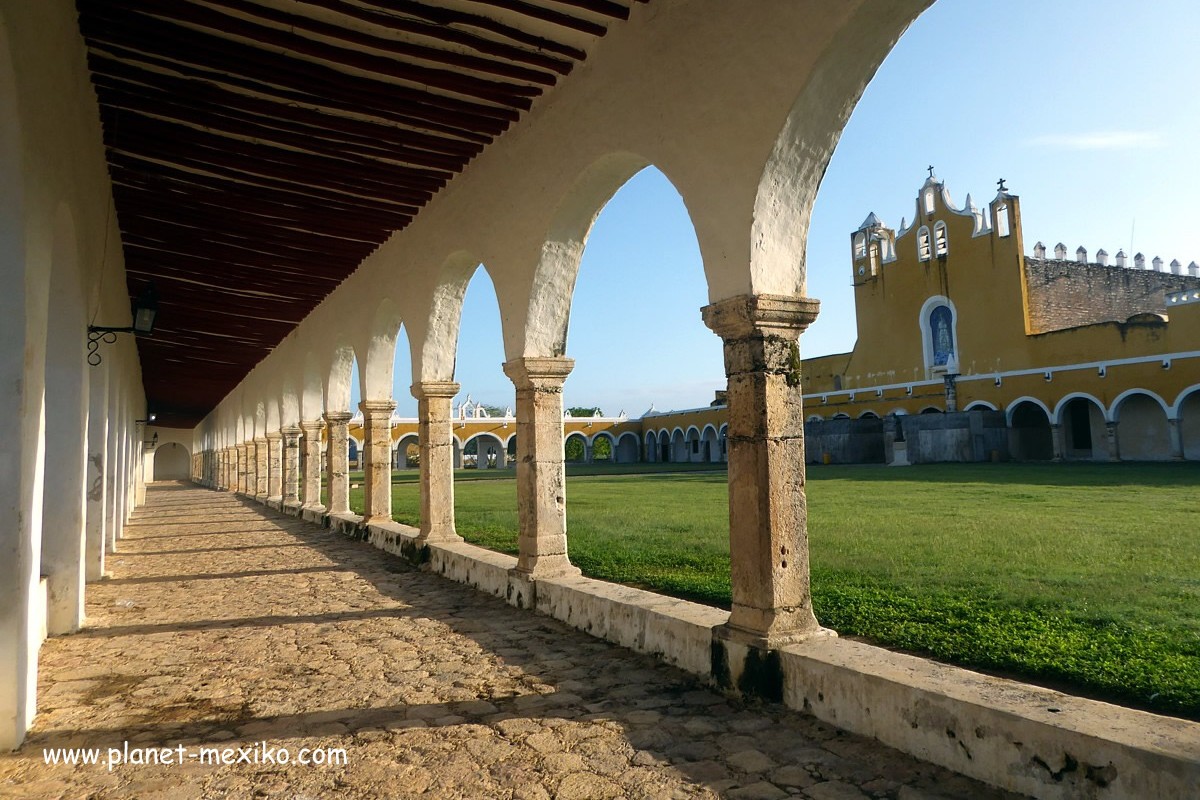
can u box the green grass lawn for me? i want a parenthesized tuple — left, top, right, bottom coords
(344, 462, 1200, 719)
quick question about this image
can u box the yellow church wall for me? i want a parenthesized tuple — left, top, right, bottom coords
(800, 177, 1199, 432)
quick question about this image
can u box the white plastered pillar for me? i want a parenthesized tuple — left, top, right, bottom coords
(84, 364, 109, 581)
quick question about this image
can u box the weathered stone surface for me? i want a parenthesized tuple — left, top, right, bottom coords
(0, 486, 1024, 800)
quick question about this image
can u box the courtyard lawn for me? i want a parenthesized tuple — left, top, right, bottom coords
(347, 462, 1200, 719)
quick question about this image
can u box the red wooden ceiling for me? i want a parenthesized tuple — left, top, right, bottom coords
(77, 0, 644, 427)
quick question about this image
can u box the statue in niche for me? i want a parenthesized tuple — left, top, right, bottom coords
(930, 305, 955, 366)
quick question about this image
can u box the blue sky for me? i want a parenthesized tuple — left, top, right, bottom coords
(368, 0, 1200, 418)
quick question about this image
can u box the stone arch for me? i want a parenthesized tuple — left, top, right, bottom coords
(657, 430, 671, 463)
(700, 424, 720, 463)
(589, 431, 615, 462)
(670, 428, 687, 462)
(643, 430, 658, 462)
(395, 433, 421, 469)
(918, 407, 942, 415)
(1054, 394, 1109, 461)
(464, 431, 506, 469)
(1008, 400, 1053, 461)
(325, 344, 356, 414)
(265, 396, 280, 433)
(412, 251, 483, 382)
(301, 350, 324, 422)
(1006, 396, 1052, 426)
(684, 426, 702, 463)
(749, 2, 927, 298)
(616, 432, 640, 464)
(964, 401, 998, 412)
(1112, 390, 1171, 461)
(523, 152, 650, 358)
(1176, 385, 1200, 460)
(280, 375, 300, 429)
(858, 411, 881, 419)
(564, 431, 588, 463)
(151, 442, 191, 481)
(361, 298, 404, 403)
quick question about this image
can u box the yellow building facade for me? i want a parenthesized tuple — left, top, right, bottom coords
(801, 175, 1200, 462)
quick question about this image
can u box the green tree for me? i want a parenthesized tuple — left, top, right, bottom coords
(567, 406, 602, 417)
(593, 436, 612, 461)
(564, 436, 585, 462)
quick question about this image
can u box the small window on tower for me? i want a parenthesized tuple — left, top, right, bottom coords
(924, 189, 935, 214)
(853, 232, 866, 259)
(917, 226, 931, 261)
(934, 222, 948, 256)
(995, 204, 1010, 237)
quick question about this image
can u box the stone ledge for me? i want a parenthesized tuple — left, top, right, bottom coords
(772, 637, 1200, 800)
(318, 509, 1200, 799)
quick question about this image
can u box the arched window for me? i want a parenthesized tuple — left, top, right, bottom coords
(917, 226, 931, 261)
(928, 305, 954, 366)
(853, 232, 866, 259)
(995, 204, 1010, 237)
(923, 188, 935, 214)
(919, 296, 959, 375)
(933, 221, 948, 256)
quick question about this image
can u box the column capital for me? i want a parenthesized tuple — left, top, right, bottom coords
(359, 399, 397, 416)
(323, 411, 353, 424)
(701, 293, 820, 340)
(503, 356, 574, 388)
(299, 419, 324, 434)
(281, 425, 301, 435)
(265, 431, 283, 442)
(253, 436, 268, 445)
(411, 380, 460, 400)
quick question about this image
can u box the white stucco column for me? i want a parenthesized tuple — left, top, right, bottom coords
(253, 436, 268, 499)
(323, 412, 352, 515)
(413, 381, 461, 543)
(300, 420, 324, 509)
(85, 368, 109, 581)
(503, 357, 580, 579)
(702, 294, 829, 648)
(282, 426, 301, 505)
(1105, 422, 1121, 463)
(360, 400, 396, 524)
(265, 431, 283, 504)
(1167, 417, 1185, 461)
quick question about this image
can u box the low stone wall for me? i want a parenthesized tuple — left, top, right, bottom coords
(273, 498, 1200, 799)
(805, 417, 885, 464)
(896, 410, 1010, 463)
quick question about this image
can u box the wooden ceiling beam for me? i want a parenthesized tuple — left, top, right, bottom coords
(350, 0, 589, 60)
(291, 0, 575, 74)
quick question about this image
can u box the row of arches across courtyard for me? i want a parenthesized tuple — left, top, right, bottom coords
(344, 425, 731, 469)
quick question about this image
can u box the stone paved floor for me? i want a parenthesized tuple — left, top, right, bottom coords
(1, 484, 1028, 800)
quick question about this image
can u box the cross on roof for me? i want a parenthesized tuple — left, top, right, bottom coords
(997, 178, 1008, 192)
(927, 165, 935, 178)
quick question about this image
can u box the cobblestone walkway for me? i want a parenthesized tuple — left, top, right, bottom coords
(2, 484, 1026, 799)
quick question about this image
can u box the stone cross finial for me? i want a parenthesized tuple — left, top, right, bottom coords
(927, 165, 935, 179)
(997, 178, 1007, 192)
